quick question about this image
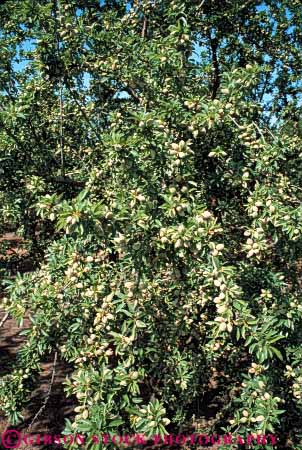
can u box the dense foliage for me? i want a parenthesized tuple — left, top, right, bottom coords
(0, 0, 302, 448)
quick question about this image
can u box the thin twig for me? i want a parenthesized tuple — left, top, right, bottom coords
(54, 0, 65, 177)
(27, 351, 58, 432)
(141, 16, 147, 38)
(59, 80, 65, 177)
(0, 313, 9, 328)
(210, 36, 220, 100)
(197, 0, 206, 9)
(65, 79, 100, 142)
(229, 115, 241, 129)
(266, 126, 277, 141)
(252, 121, 267, 144)
(48, 176, 85, 187)
(123, 85, 141, 103)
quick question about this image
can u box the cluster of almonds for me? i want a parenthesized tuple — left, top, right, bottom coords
(187, 124, 199, 138)
(234, 411, 265, 425)
(214, 314, 232, 333)
(129, 189, 146, 208)
(138, 117, 167, 130)
(209, 99, 230, 121)
(248, 363, 265, 375)
(70, 367, 112, 425)
(113, 232, 128, 256)
(246, 198, 266, 218)
(235, 392, 283, 426)
(213, 288, 232, 332)
(260, 289, 273, 300)
(229, 377, 283, 427)
(170, 196, 191, 218)
(212, 275, 232, 334)
(168, 140, 194, 167)
(285, 365, 302, 401)
(64, 253, 104, 282)
(137, 405, 170, 427)
(159, 209, 217, 249)
(289, 298, 302, 313)
(184, 99, 201, 111)
(243, 227, 267, 258)
(274, 174, 295, 200)
(208, 146, 228, 158)
(238, 127, 264, 151)
(160, 223, 191, 249)
(93, 292, 115, 328)
(210, 242, 225, 257)
(74, 342, 112, 365)
(119, 370, 140, 387)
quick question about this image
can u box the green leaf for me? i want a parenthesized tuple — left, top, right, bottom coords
(108, 419, 124, 427)
(270, 346, 283, 360)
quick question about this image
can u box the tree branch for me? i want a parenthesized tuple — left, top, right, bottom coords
(0, 313, 9, 328)
(48, 176, 85, 187)
(210, 37, 220, 100)
(27, 351, 58, 432)
(123, 85, 141, 104)
(141, 16, 147, 38)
